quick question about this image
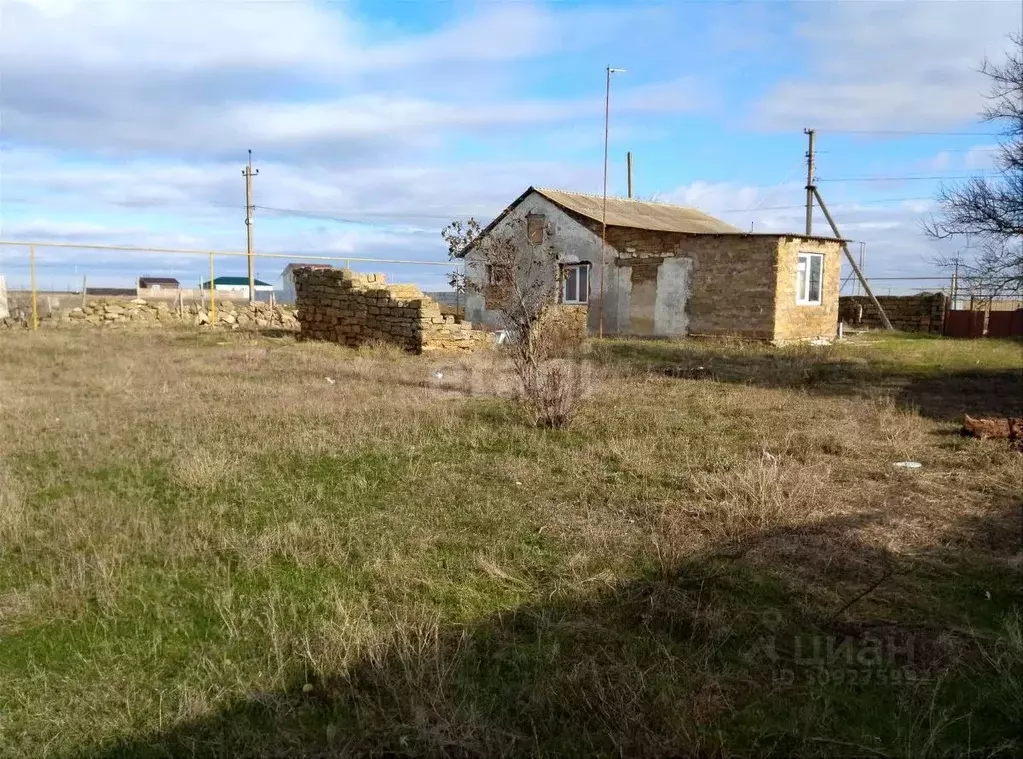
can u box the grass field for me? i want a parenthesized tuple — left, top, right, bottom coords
(1, 328, 1021, 758)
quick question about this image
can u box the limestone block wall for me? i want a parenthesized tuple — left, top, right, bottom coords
(293, 267, 491, 353)
(533, 304, 588, 355)
(772, 237, 843, 343)
(601, 228, 780, 340)
(839, 293, 947, 333)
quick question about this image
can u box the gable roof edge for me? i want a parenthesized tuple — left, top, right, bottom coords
(454, 186, 537, 258)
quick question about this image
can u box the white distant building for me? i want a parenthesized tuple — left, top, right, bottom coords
(280, 263, 332, 304)
(200, 276, 275, 300)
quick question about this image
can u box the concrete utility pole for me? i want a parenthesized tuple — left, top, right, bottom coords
(627, 151, 634, 199)
(804, 128, 816, 236)
(598, 66, 625, 338)
(243, 150, 259, 302)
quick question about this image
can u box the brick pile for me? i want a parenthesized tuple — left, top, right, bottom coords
(293, 267, 491, 353)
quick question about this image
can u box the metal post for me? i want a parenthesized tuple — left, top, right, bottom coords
(29, 244, 38, 330)
(804, 128, 816, 236)
(598, 66, 624, 338)
(812, 187, 894, 330)
(627, 151, 633, 199)
(209, 251, 216, 325)
(81, 274, 88, 309)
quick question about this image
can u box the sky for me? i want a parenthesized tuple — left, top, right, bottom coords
(0, 0, 1019, 293)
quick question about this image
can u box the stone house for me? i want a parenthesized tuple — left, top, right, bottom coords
(456, 187, 843, 343)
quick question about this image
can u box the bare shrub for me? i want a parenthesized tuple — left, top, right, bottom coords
(443, 217, 589, 428)
(517, 356, 590, 429)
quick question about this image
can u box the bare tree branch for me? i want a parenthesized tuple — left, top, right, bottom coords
(443, 216, 588, 429)
(928, 33, 1023, 294)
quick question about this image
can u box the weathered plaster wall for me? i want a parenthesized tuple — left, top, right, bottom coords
(464, 192, 614, 331)
(772, 237, 842, 342)
(655, 257, 692, 335)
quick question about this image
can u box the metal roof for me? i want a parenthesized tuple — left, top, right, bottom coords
(455, 186, 841, 257)
(202, 276, 273, 287)
(138, 276, 180, 285)
(533, 187, 743, 234)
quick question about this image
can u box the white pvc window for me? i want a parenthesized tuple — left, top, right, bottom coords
(561, 263, 590, 304)
(796, 253, 823, 305)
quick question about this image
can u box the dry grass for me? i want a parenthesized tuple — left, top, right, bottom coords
(0, 328, 1020, 758)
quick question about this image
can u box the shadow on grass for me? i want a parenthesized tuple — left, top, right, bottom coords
(72, 505, 1022, 759)
(594, 339, 1023, 424)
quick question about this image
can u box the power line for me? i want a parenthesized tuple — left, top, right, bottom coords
(817, 174, 996, 183)
(254, 205, 471, 223)
(926, 147, 1001, 153)
(822, 129, 1003, 137)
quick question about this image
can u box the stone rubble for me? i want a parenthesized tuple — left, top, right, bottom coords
(0, 297, 300, 331)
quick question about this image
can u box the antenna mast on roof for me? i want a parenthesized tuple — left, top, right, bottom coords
(627, 151, 634, 199)
(599, 66, 625, 338)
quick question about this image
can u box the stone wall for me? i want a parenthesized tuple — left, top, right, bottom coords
(598, 227, 780, 340)
(533, 304, 588, 354)
(772, 237, 843, 343)
(294, 267, 491, 353)
(839, 293, 947, 333)
(0, 297, 298, 330)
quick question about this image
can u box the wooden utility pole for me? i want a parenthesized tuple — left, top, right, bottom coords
(627, 151, 634, 198)
(243, 150, 259, 303)
(812, 187, 894, 330)
(804, 128, 816, 236)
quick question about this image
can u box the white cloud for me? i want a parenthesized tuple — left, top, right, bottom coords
(963, 145, 1001, 171)
(1, 146, 600, 224)
(656, 179, 955, 288)
(752, 1, 1020, 130)
(0, 0, 702, 160)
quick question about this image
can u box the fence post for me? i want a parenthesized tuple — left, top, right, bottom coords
(81, 274, 88, 309)
(29, 244, 38, 330)
(209, 252, 216, 325)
